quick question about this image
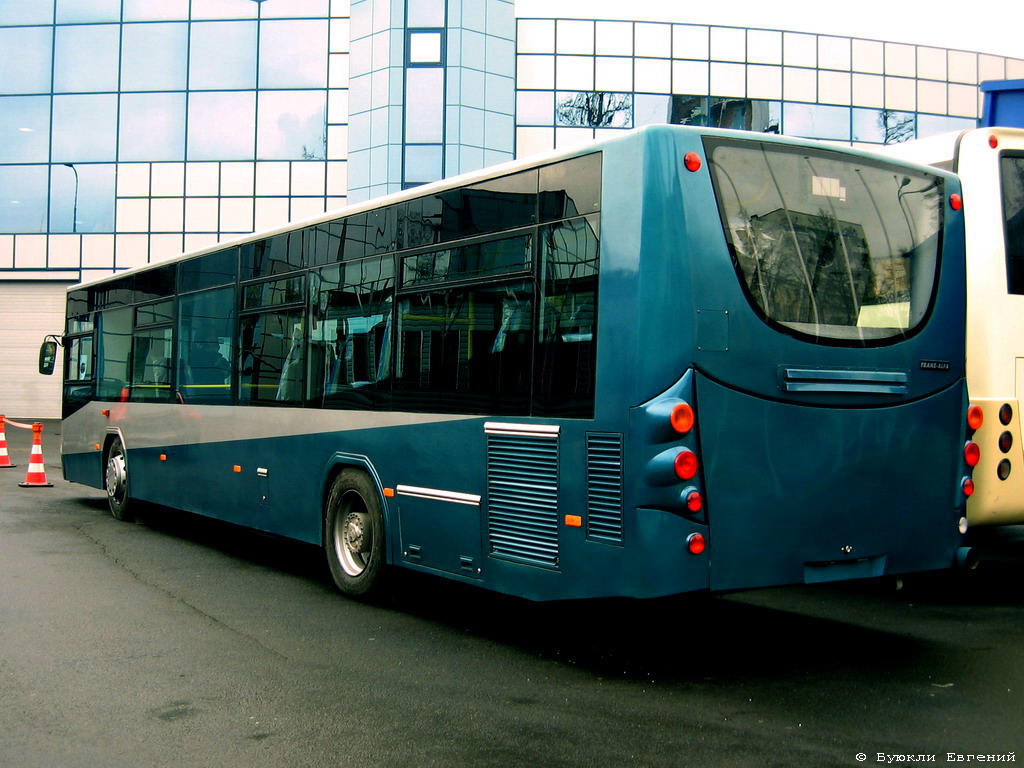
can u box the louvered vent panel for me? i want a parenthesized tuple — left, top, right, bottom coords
(487, 433, 560, 569)
(587, 433, 624, 543)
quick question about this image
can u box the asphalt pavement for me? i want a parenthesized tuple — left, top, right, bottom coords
(1, 418, 1021, 768)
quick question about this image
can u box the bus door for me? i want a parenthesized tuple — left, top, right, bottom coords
(697, 136, 967, 591)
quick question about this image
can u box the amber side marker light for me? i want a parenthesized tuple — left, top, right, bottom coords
(967, 404, 984, 431)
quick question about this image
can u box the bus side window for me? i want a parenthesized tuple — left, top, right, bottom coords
(534, 215, 599, 418)
(311, 257, 395, 410)
(177, 287, 236, 404)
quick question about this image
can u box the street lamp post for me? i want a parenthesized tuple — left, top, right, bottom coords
(63, 163, 78, 233)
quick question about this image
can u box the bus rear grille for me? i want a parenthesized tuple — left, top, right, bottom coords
(586, 433, 624, 544)
(486, 431, 559, 569)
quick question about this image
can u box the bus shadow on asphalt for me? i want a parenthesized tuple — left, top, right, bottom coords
(98, 500, 1024, 684)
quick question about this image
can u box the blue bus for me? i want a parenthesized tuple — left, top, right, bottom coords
(43, 125, 975, 600)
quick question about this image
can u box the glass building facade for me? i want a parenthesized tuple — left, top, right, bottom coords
(0, 0, 1021, 417)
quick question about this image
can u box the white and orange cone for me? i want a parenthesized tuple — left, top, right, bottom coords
(0, 415, 16, 469)
(19, 423, 52, 488)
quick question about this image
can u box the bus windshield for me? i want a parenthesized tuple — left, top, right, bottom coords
(707, 137, 944, 344)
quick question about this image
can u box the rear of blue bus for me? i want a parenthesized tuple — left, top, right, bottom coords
(608, 127, 971, 593)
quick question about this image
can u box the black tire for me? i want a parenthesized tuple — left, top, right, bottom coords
(104, 438, 134, 522)
(325, 469, 386, 598)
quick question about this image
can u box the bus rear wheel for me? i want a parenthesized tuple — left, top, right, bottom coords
(105, 438, 134, 522)
(325, 469, 386, 598)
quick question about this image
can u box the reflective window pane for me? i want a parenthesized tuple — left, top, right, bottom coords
(119, 93, 186, 161)
(405, 144, 443, 184)
(259, 0, 329, 18)
(917, 113, 974, 138)
(556, 92, 632, 128)
(852, 108, 915, 144)
(190, 0, 258, 20)
(534, 215, 599, 417)
(240, 310, 305, 405)
(130, 327, 174, 402)
(187, 91, 256, 160)
(0, 165, 48, 233)
(123, 0, 189, 21)
(50, 163, 115, 233)
(121, 23, 188, 91)
(189, 21, 257, 90)
(409, 31, 443, 64)
(783, 103, 851, 141)
(0, 1, 54, 25)
(52, 94, 118, 162)
(1001, 155, 1024, 294)
(178, 287, 236, 405)
(405, 69, 444, 142)
(259, 20, 328, 88)
(312, 258, 394, 410)
(0, 27, 53, 94)
(407, 0, 444, 27)
(0, 96, 50, 162)
(54, 25, 120, 93)
(179, 249, 238, 292)
(96, 307, 133, 401)
(539, 153, 601, 221)
(56, 0, 120, 23)
(256, 90, 327, 160)
(517, 90, 554, 126)
(394, 281, 534, 415)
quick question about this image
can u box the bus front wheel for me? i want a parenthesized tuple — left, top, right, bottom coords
(325, 469, 386, 598)
(105, 438, 134, 522)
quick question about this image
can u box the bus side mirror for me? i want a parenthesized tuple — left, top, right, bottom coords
(39, 339, 59, 376)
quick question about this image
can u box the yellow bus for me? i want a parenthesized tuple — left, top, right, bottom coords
(887, 127, 1024, 527)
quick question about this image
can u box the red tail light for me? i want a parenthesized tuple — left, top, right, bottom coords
(989, 134, 999, 149)
(684, 152, 702, 172)
(674, 450, 698, 480)
(964, 441, 980, 467)
(684, 488, 703, 512)
(687, 533, 706, 555)
(967, 404, 984, 431)
(950, 193, 962, 210)
(962, 477, 975, 496)
(670, 402, 695, 434)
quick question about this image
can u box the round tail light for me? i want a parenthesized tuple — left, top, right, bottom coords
(674, 450, 698, 480)
(687, 533, 706, 555)
(684, 489, 703, 512)
(964, 441, 980, 467)
(967, 405, 984, 431)
(670, 402, 695, 434)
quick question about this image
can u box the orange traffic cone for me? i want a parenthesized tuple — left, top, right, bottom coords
(19, 423, 53, 488)
(0, 415, 16, 469)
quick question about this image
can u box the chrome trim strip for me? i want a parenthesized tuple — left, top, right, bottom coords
(395, 484, 482, 506)
(484, 421, 561, 438)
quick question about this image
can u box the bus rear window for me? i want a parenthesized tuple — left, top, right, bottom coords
(706, 137, 944, 344)
(1001, 154, 1024, 294)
